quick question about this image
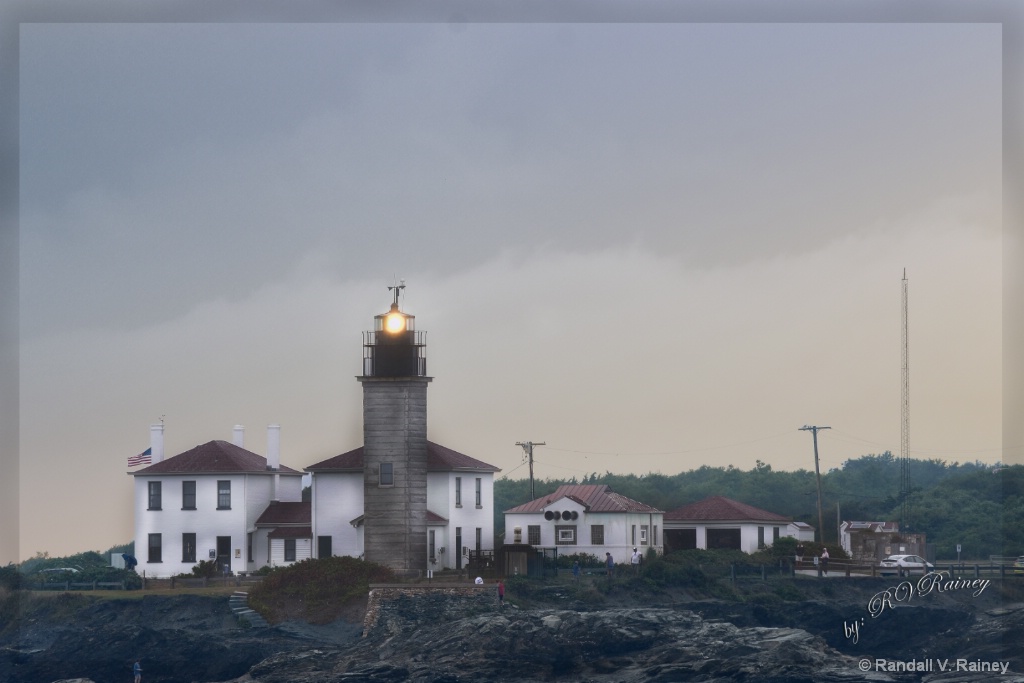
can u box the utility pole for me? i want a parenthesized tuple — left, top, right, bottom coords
(799, 425, 830, 544)
(515, 441, 545, 500)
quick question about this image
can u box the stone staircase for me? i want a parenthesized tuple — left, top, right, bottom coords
(229, 590, 269, 629)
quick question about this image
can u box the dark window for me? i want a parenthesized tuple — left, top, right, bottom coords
(148, 533, 162, 563)
(555, 525, 577, 545)
(528, 525, 541, 545)
(247, 533, 253, 563)
(475, 527, 482, 553)
(284, 539, 296, 562)
(379, 463, 394, 487)
(591, 525, 605, 545)
(429, 530, 436, 561)
(455, 477, 462, 506)
(631, 525, 636, 545)
(217, 480, 231, 509)
(654, 525, 658, 546)
(758, 526, 765, 549)
(318, 536, 332, 558)
(182, 481, 196, 510)
(773, 526, 780, 542)
(182, 533, 196, 563)
(475, 478, 482, 507)
(148, 481, 161, 510)
(706, 528, 741, 550)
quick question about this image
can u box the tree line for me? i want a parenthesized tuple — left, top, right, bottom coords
(494, 453, 1024, 560)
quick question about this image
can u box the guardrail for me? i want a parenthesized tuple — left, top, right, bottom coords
(730, 560, 1024, 581)
(139, 575, 265, 589)
(37, 581, 126, 590)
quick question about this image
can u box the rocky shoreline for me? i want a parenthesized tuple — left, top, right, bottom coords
(3, 578, 1024, 683)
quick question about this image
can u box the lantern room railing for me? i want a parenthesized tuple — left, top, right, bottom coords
(362, 330, 427, 377)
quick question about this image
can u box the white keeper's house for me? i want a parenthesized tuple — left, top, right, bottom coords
(130, 286, 500, 577)
(504, 484, 664, 561)
(130, 424, 305, 578)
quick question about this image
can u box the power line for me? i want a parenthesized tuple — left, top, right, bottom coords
(543, 430, 796, 458)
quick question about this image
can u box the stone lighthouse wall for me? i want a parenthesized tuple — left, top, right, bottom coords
(361, 377, 430, 575)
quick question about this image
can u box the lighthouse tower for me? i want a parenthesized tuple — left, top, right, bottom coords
(358, 284, 430, 575)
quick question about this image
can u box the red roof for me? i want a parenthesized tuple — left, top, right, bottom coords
(305, 441, 500, 473)
(665, 496, 790, 522)
(131, 440, 302, 476)
(504, 484, 661, 514)
(426, 510, 448, 524)
(255, 501, 311, 526)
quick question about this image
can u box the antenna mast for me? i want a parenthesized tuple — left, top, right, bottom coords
(900, 269, 911, 531)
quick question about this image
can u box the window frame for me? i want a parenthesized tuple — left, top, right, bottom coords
(475, 477, 482, 508)
(182, 533, 196, 563)
(284, 539, 296, 562)
(379, 462, 394, 487)
(591, 524, 605, 545)
(217, 480, 231, 510)
(555, 525, 577, 545)
(182, 480, 196, 510)
(455, 476, 462, 507)
(527, 525, 541, 546)
(148, 533, 162, 563)
(147, 481, 162, 510)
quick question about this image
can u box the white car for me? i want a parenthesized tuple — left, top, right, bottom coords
(879, 554, 933, 576)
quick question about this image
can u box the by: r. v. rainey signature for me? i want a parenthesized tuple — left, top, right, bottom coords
(868, 571, 989, 617)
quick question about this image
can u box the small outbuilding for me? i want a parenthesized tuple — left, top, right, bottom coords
(663, 496, 797, 554)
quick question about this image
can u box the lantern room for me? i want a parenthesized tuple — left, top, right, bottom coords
(362, 283, 427, 377)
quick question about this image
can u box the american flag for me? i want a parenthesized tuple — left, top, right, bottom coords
(127, 448, 152, 467)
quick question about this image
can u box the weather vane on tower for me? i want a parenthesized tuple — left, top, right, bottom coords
(389, 279, 406, 307)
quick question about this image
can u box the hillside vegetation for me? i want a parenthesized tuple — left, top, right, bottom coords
(495, 455, 1024, 558)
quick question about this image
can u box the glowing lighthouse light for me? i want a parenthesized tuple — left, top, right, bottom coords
(384, 304, 407, 333)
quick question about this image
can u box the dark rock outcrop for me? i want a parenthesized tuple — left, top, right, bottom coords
(5, 589, 1024, 683)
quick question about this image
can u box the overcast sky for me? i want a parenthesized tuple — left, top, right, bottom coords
(13, 18, 1008, 560)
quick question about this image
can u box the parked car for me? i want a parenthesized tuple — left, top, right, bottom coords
(1013, 556, 1024, 575)
(879, 554, 933, 576)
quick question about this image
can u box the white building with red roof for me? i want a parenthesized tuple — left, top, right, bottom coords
(504, 484, 664, 562)
(305, 441, 500, 571)
(663, 495, 803, 554)
(131, 424, 305, 577)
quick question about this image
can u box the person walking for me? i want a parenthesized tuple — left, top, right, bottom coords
(631, 548, 641, 576)
(133, 660, 142, 683)
(497, 579, 505, 607)
(606, 552, 614, 578)
(572, 560, 581, 584)
(820, 548, 830, 576)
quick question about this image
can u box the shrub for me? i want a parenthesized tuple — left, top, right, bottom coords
(0, 564, 23, 591)
(556, 552, 602, 569)
(247, 556, 395, 625)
